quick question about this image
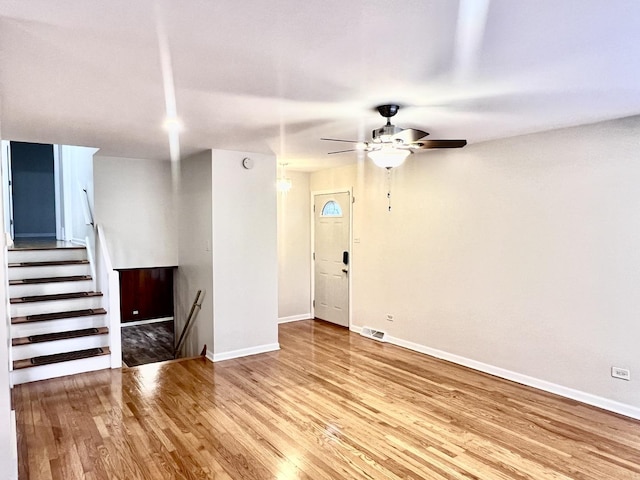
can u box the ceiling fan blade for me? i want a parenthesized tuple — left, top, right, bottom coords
(321, 137, 359, 143)
(412, 139, 467, 149)
(391, 128, 429, 144)
(327, 148, 359, 155)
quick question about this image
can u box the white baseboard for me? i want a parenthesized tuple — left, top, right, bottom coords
(10, 410, 17, 480)
(121, 317, 173, 327)
(71, 237, 86, 246)
(278, 314, 312, 324)
(211, 343, 280, 363)
(350, 324, 640, 420)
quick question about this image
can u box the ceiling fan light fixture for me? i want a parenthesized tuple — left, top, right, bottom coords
(163, 116, 183, 133)
(368, 147, 411, 169)
(277, 162, 292, 193)
(277, 177, 292, 192)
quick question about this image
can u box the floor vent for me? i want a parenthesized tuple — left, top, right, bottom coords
(360, 327, 387, 342)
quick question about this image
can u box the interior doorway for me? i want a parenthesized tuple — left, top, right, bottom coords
(9, 142, 56, 240)
(119, 267, 176, 367)
(313, 191, 351, 327)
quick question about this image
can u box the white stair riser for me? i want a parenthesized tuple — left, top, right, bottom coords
(12, 335, 109, 361)
(10, 296, 103, 317)
(8, 249, 87, 263)
(11, 355, 111, 385)
(9, 280, 94, 298)
(7, 246, 110, 384)
(12, 315, 108, 339)
(8, 263, 91, 280)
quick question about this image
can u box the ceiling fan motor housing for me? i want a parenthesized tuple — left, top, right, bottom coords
(372, 124, 403, 142)
(377, 104, 400, 118)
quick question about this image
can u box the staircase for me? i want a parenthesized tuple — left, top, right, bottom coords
(8, 245, 111, 384)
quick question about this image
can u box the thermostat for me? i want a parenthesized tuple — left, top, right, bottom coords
(242, 157, 254, 169)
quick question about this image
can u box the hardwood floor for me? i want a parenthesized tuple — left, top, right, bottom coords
(14, 320, 640, 479)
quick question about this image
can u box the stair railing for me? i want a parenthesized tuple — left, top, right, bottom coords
(174, 290, 203, 358)
(95, 224, 121, 368)
(81, 188, 94, 227)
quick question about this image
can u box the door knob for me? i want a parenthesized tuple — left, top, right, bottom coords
(342, 268, 348, 274)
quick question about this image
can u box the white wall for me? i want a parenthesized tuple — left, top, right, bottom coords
(277, 171, 311, 321)
(211, 150, 279, 359)
(61, 145, 97, 244)
(310, 116, 640, 416)
(176, 151, 214, 357)
(93, 155, 178, 269)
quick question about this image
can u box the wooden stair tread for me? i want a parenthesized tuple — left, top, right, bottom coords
(10, 291, 103, 304)
(13, 347, 111, 370)
(8, 246, 86, 251)
(9, 260, 89, 268)
(12, 308, 107, 324)
(12, 327, 109, 346)
(9, 275, 92, 285)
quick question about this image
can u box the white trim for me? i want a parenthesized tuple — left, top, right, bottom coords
(85, 234, 97, 292)
(211, 343, 280, 362)
(310, 188, 353, 328)
(71, 237, 86, 246)
(2, 140, 14, 238)
(311, 188, 353, 196)
(121, 317, 173, 327)
(10, 410, 17, 480)
(60, 146, 74, 242)
(96, 224, 122, 369)
(278, 314, 311, 324)
(53, 144, 62, 240)
(351, 325, 640, 420)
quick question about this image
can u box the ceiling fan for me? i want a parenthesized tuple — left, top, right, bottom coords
(322, 104, 467, 169)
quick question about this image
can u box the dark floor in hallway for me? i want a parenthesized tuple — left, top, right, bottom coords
(121, 320, 175, 366)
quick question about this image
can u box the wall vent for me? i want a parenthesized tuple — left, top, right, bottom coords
(360, 326, 387, 342)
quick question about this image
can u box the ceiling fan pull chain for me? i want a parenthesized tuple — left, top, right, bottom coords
(387, 168, 392, 212)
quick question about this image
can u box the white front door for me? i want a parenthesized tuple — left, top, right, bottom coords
(313, 192, 350, 327)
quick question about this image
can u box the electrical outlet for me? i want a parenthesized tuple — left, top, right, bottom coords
(611, 367, 631, 381)
(386, 314, 394, 322)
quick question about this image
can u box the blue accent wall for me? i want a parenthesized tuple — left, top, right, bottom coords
(10, 142, 55, 238)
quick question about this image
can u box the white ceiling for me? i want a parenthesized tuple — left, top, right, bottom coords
(1, 0, 639, 171)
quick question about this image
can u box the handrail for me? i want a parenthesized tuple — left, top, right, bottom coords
(174, 290, 202, 358)
(81, 188, 94, 227)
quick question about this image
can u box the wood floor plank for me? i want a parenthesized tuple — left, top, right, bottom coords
(14, 320, 640, 479)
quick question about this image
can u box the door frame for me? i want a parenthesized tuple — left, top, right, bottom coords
(1, 140, 14, 239)
(310, 188, 353, 328)
(53, 144, 65, 240)
(2, 141, 64, 241)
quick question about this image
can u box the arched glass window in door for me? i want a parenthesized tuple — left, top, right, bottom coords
(321, 200, 343, 217)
